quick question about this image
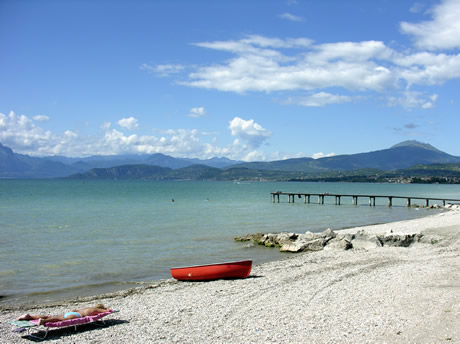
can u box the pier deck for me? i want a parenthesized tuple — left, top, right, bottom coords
(271, 191, 460, 207)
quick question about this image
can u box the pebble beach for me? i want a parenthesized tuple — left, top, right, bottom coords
(1, 209, 459, 344)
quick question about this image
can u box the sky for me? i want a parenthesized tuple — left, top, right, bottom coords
(1, 0, 460, 161)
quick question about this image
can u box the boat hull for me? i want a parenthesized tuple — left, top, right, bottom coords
(170, 260, 252, 281)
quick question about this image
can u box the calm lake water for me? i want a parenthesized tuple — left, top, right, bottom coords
(1, 180, 459, 305)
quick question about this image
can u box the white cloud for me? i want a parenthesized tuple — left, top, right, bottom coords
(33, 115, 50, 122)
(140, 63, 184, 76)
(290, 92, 352, 107)
(312, 152, 336, 159)
(0, 111, 272, 161)
(401, 0, 460, 50)
(228, 117, 272, 149)
(394, 52, 460, 86)
(118, 117, 139, 131)
(64, 130, 78, 138)
(279, 13, 303, 22)
(187, 107, 207, 118)
(0, 111, 53, 151)
(183, 37, 403, 94)
(387, 91, 438, 109)
(157, 6, 460, 110)
(101, 121, 111, 131)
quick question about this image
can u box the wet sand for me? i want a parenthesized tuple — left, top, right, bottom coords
(1, 209, 459, 343)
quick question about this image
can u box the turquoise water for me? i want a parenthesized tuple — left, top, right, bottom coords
(1, 180, 459, 305)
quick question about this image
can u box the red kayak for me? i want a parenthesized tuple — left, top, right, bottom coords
(170, 260, 252, 281)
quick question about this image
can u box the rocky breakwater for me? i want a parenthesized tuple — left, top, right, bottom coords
(236, 204, 460, 253)
(235, 228, 433, 253)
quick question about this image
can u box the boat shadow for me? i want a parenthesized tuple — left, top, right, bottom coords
(177, 275, 264, 283)
(246, 275, 264, 279)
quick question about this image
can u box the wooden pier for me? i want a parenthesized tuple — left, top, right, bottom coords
(270, 191, 460, 207)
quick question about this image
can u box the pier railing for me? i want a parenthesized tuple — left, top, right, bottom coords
(270, 191, 460, 207)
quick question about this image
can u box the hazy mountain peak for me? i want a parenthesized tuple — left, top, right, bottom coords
(391, 140, 441, 153)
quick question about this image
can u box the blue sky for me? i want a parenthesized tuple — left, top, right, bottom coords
(1, 0, 460, 160)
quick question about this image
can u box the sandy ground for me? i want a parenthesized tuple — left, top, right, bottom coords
(1, 210, 459, 343)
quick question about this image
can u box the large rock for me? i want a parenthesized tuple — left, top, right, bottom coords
(324, 237, 353, 251)
(276, 232, 298, 246)
(280, 238, 325, 253)
(322, 228, 337, 239)
(262, 233, 279, 247)
(236, 228, 424, 253)
(234, 233, 265, 243)
(350, 230, 383, 250)
(379, 233, 422, 247)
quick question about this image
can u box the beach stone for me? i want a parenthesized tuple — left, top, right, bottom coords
(322, 228, 337, 239)
(302, 238, 326, 251)
(380, 233, 419, 247)
(263, 233, 279, 247)
(321, 228, 337, 246)
(276, 233, 298, 246)
(279, 241, 304, 252)
(417, 234, 442, 245)
(299, 232, 322, 242)
(324, 237, 353, 251)
(351, 231, 383, 250)
(234, 233, 265, 243)
(280, 238, 325, 252)
(303, 231, 323, 240)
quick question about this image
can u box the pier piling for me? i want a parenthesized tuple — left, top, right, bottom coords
(271, 192, 460, 208)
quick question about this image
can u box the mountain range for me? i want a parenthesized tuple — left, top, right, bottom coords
(1, 140, 460, 180)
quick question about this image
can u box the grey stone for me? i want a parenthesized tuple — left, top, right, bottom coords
(324, 237, 353, 251)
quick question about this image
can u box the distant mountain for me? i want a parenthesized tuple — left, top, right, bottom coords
(231, 140, 460, 172)
(72, 165, 173, 179)
(183, 157, 243, 168)
(391, 140, 442, 152)
(2, 140, 460, 179)
(0, 143, 241, 178)
(69, 162, 460, 183)
(69, 164, 309, 181)
(144, 153, 191, 169)
(226, 157, 316, 172)
(0, 143, 31, 174)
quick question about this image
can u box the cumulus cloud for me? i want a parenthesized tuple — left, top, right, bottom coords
(149, 1, 460, 111)
(289, 92, 353, 107)
(388, 91, 438, 109)
(0, 111, 53, 150)
(187, 107, 207, 118)
(394, 52, 460, 86)
(33, 115, 50, 122)
(279, 13, 303, 22)
(401, 0, 460, 50)
(0, 111, 273, 161)
(118, 117, 139, 131)
(228, 117, 272, 149)
(64, 130, 78, 138)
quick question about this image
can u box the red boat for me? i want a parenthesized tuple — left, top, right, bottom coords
(170, 260, 252, 281)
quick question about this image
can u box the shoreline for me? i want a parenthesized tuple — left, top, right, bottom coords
(1, 209, 459, 343)
(0, 208, 445, 309)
